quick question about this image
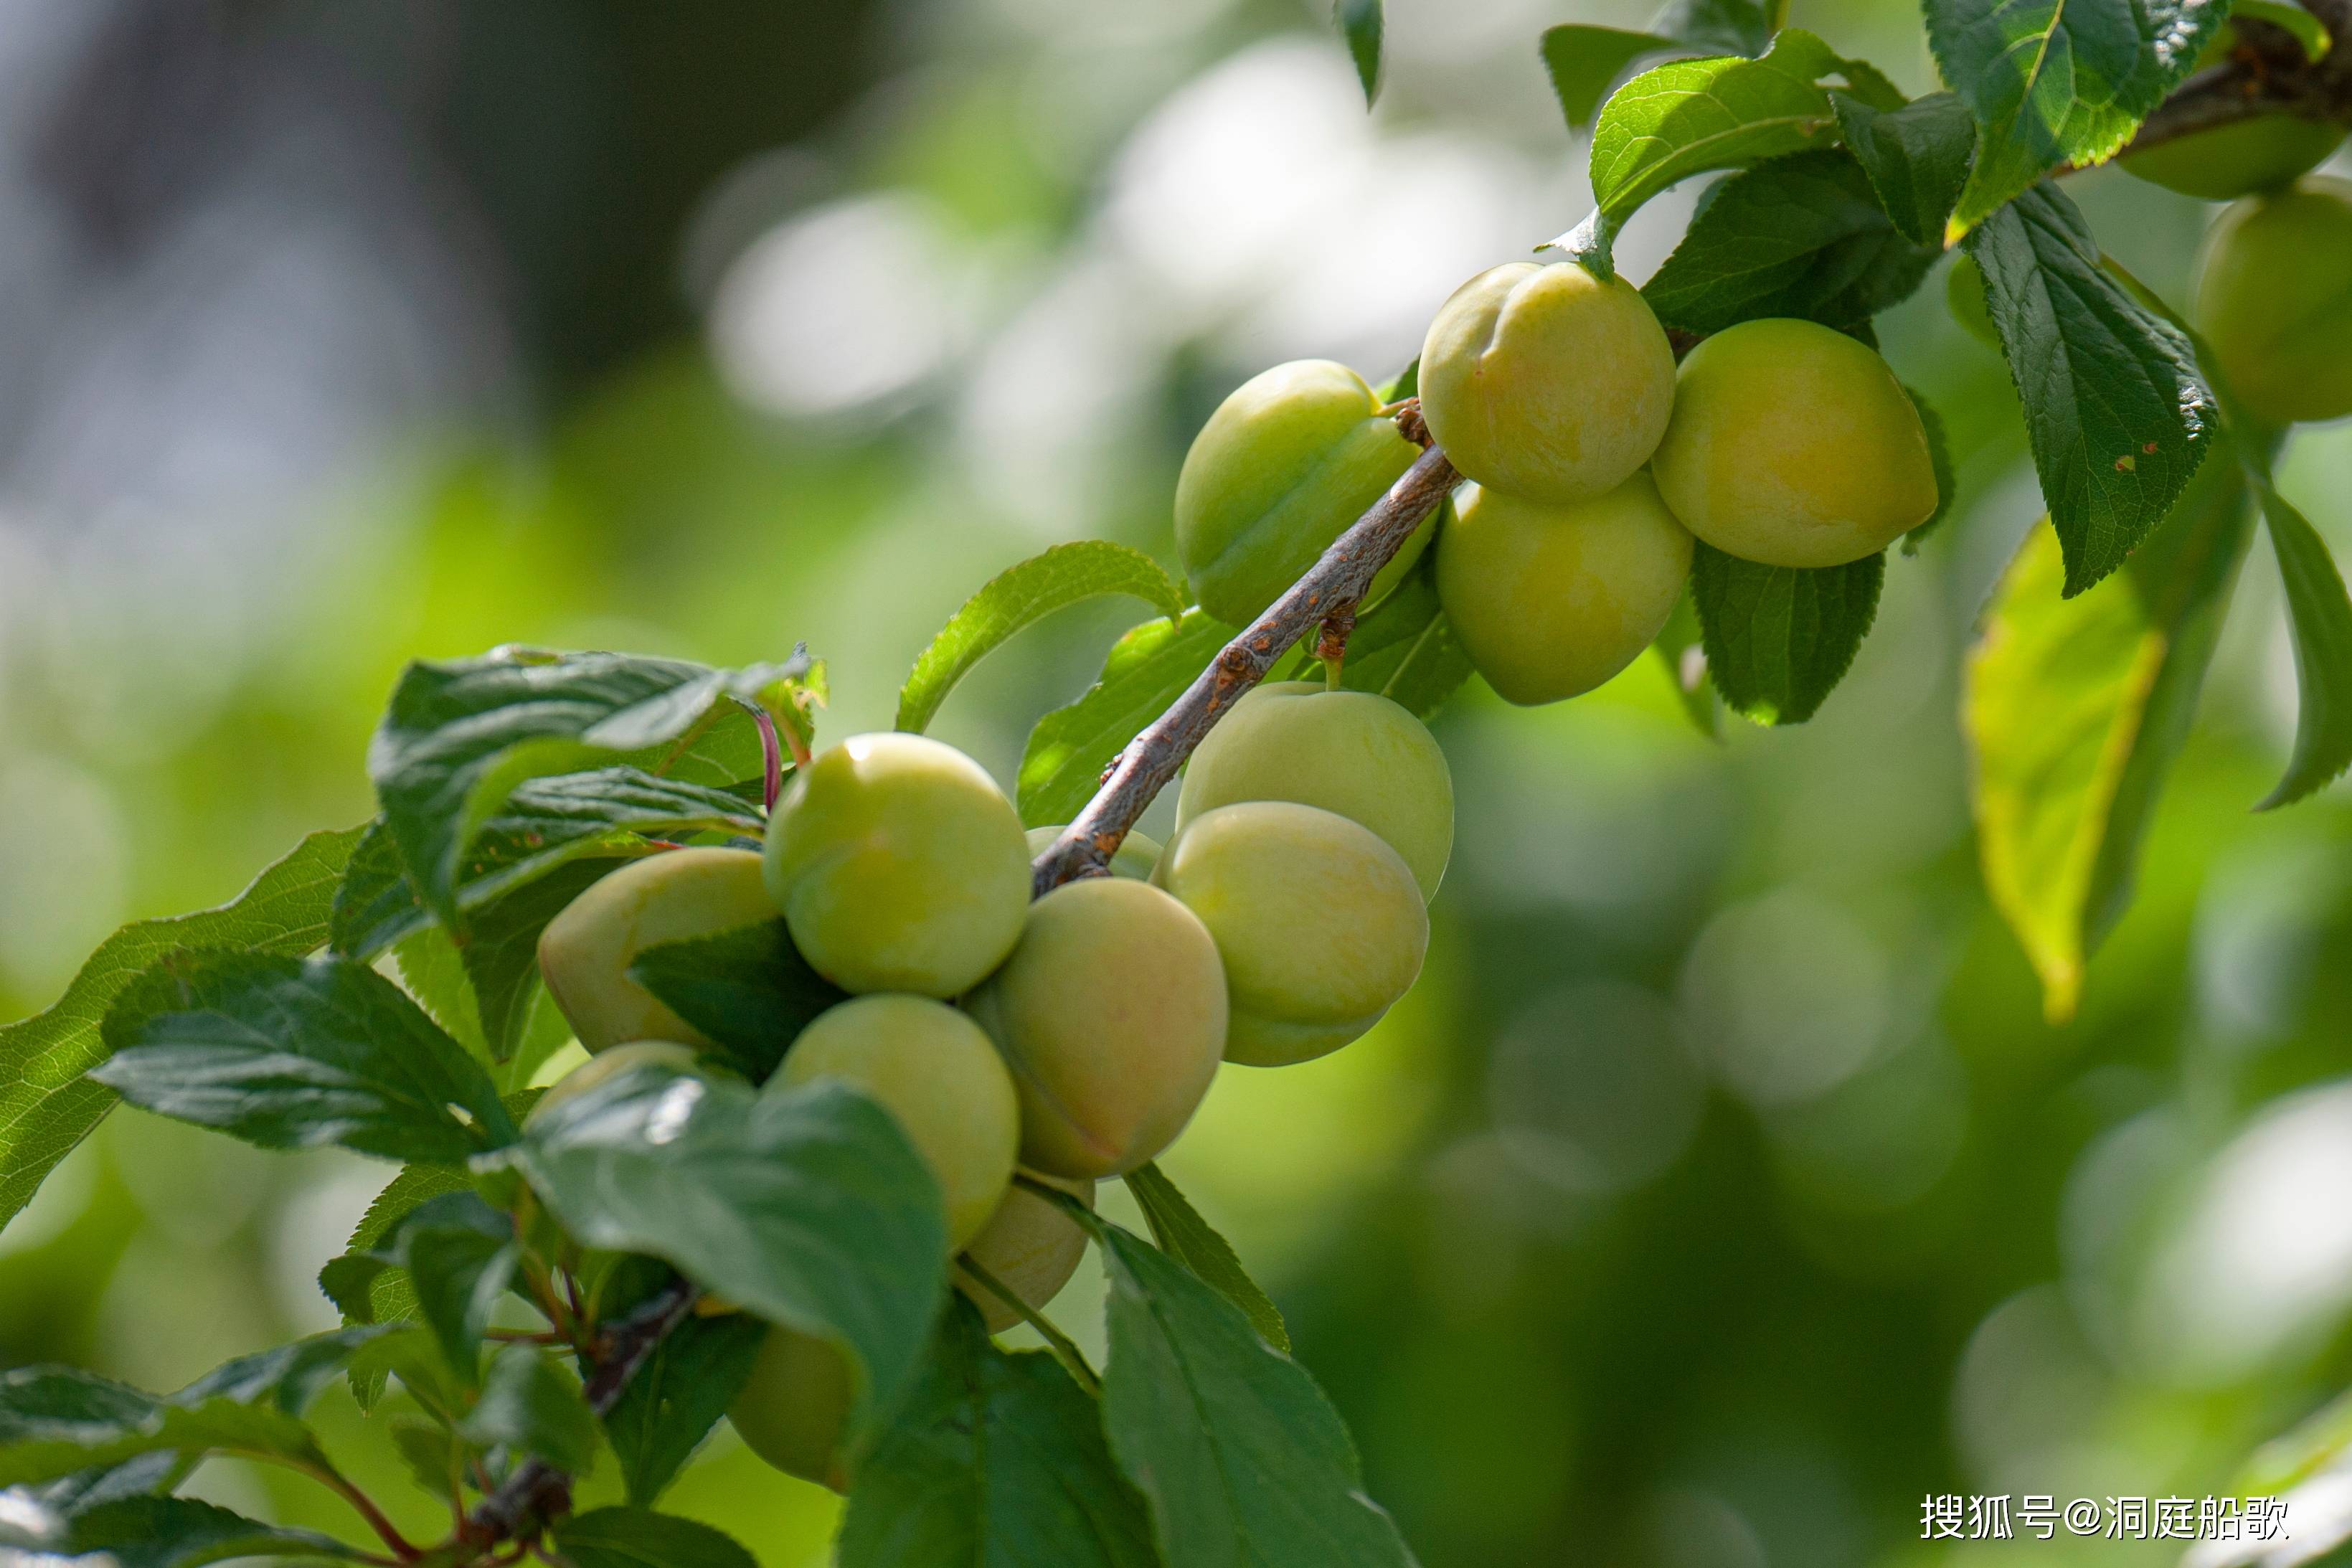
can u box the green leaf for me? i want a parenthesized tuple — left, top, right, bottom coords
(1541, 26, 1684, 128)
(499, 1061, 947, 1438)
(1930, 0, 2226, 239)
(603, 1311, 765, 1506)
(553, 1507, 762, 1568)
(1904, 388, 1958, 552)
(1968, 446, 2254, 1021)
(372, 1193, 519, 1384)
(1653, 0, 1773, 55)
(460, 857, 623, 1063)
(1965, 183, 2216, 596)
(897, 545, 1184, 740)
(2251, 478, 2352, 808)
(52, 1496, 362, 1567)
(836, 1298, 1158, 1568)
(1642, 149, 1940, 334)
(0, 824, 361, 1229)
(1087, 1221, 1417, 1568)
(459, 1344, 599, 1472)
(2236, 0, 2333, 60)
(323, 1163, 475, 1389)
(176, 1328, 394, 1414)
(1124, 1162, 1289, 1354)
(1335, 0, 1382, 105)
(91, 953, 516, 1163)
(369, 648, 804, 927)
(1331, 551, 1478, 721)
(1690, 544, 1883, 724)
(1019, 608, 1235, 828)
(1650, 590, 1720, 738)
(389, 1417, 466, 1499)
(628, 921, 849, 1085)
(1829, 90, 1975, 246)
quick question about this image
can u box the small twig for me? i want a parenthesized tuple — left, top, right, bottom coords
(957, 1258, 1102, 1396)
(292, 1460, 421, 1562)
(1316, 605, 1356, 689)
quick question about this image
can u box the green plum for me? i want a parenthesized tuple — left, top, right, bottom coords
(773, 994, 1019, 1250)
(1650, 318, 1939, 567)
(1153, 801, 1427, 1067)
(763, 732, 1029, 997)
(1417, 261, 1676, 504)
(965, 877, 1226, 1179)
(2122, 114, 2343, 202)
(955, 1169, 1095, 1333)
(729, 1326, 853, 1491)
(1174, 681, 1453, 899)
(1437, 473, 1694, 707)
(1175, 359, 1429, 625)
(2196, 176, 2352, 426)
(537, 848, 776, 1053)
(1024, 826, 1160, 880)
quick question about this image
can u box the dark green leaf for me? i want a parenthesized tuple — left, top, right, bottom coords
(1642, 150, 1940, 334)
(1089, 1221, 1418, 1568)
(462, 858, 625, 1063)
(1930, 0, 2226, 237)
(500, 1063, 947, 1438)
(1968, 446, 2253, 1021)
(91, 953, 515, 1163)
(629, 921, 848, 1084)
(1904, 389, 1957, 552)
(554, 1507, 762, 1568)
(1336, 0, 1382, 105)
(1541, 27, 1680, 127)
(1652, 0, 1772, 55)
(0, 825, 361, 1229)
(1125, 1162, 1289, 1354)
(176, 1328, 392, 1414)
(374, 1193, 519, 1384)
(389, 1417, 466, 1499)
(1019, 609, 1234, 828)
(369, 648, 804, 927)
(1650, 590, 1720, 739)
(897, 541, 1184, 735)
(837, 1298, 1158, 1568)
(1965, 183, 2216, 596)
(1829, 90, 1974, 246)
(603, 1310, 765, 1506)
(1690, 544, 1883, 724)
(2252, 479, 2352, 808)
(55, 1496, 362, 1567)
(344, 1328, 468, 1426)
(459, 1345, 599, 1472)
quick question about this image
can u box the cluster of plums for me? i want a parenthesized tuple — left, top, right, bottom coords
(529, 691, 1453, 1486)
(1177, 262, 1940, 707)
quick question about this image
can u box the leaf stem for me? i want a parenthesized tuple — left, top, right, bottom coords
(958, 1257, 1102, 1396)
(288, 1458, 422, 1561)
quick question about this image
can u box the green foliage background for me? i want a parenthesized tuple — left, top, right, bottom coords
(2, 0, 2351, 1563)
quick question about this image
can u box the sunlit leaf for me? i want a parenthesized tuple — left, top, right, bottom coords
(1019, 609, 1234, 828)
(1829, 89, 1974, 245)
(630, 921, 849, 1084)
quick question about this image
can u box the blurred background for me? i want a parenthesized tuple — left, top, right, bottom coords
(2, 0, 2350, 1563)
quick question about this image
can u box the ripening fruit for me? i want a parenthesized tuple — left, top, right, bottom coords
(2122, 115, 2343, 202)
(773, 994, 1019, 1250)
(730, 1326, 853, 1491)
(1153, 801, 1427, 1067)
(1650, 318, 1939, 568)
(1024, 826, 1161, 881)
(1437, 473, 1694, 707)
(524, 1041, 704, 1128)
(538, 848, 776, 1053)
(965, 878, 1226, 1179)
(2195, 177, 2352, 426)
(1175, 360, 1429, 625)
(1175, 682, 1453, 899)
(1417, 261, 1676, 504)
(955, 1169, 1095, 1333)
(1945, 253, 2001, 351)
(763, 733, 1029, 998)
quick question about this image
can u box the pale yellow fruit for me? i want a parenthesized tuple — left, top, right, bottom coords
(729, 1326, 852, 1491)
(1437, 474, 1694, 706)
(955, 1170, 1095, 1333)
(1175, 682, 1453, 899)
(537, 849, 775, 1053)
(2196, 177, 2352, 426)
(965, 878, 1227, 1179)
(1153, 801, 1427, 1067)
(773, 995, 1019, 1250)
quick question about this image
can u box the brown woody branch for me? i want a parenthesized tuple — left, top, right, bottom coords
(2113, 6, 2352, 161)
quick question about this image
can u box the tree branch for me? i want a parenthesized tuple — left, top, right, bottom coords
(2115, 8, 2352, 161)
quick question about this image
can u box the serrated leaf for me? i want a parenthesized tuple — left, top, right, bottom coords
(1643, 149, 1940, 334)
(1335, 0, 1382, 105)
(897, 542, 1184, 737)
(1124, 1162, 1289, 1354)
(554, 1508, 762, 1568)
(176, 1328, 392, 1414)
(1930, 0, 2226, 238)
(52, 1496, 362, 1567)
(628, 921, 849, 1085)
(1690, 544, 1884, 724)
(369, 648, 804, 927)
(1542, 26, 1685, 127)
(1965, 182, 2215, 596)
(499, 1062, 946, 1440)
(1088, 1221, 1418, 1568)
(374, 1193, 519, 1385)
(836, 1298, 1158, 1568)
(1019, 608, 1235, 828)
(1830, 90, 1975, 245)
(2250, 477, 2352, 808)
(91, 953, 515, 1163)
(1968, 447, 2253, 1021)
(0, 824, 361, 1230)
(458, 1344, 598, 1472)
(389, 1417, 466, 1500)
(603, 1311, 765, 1506)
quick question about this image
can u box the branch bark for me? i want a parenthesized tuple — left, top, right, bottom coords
(2115, 8, 2352, 161)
